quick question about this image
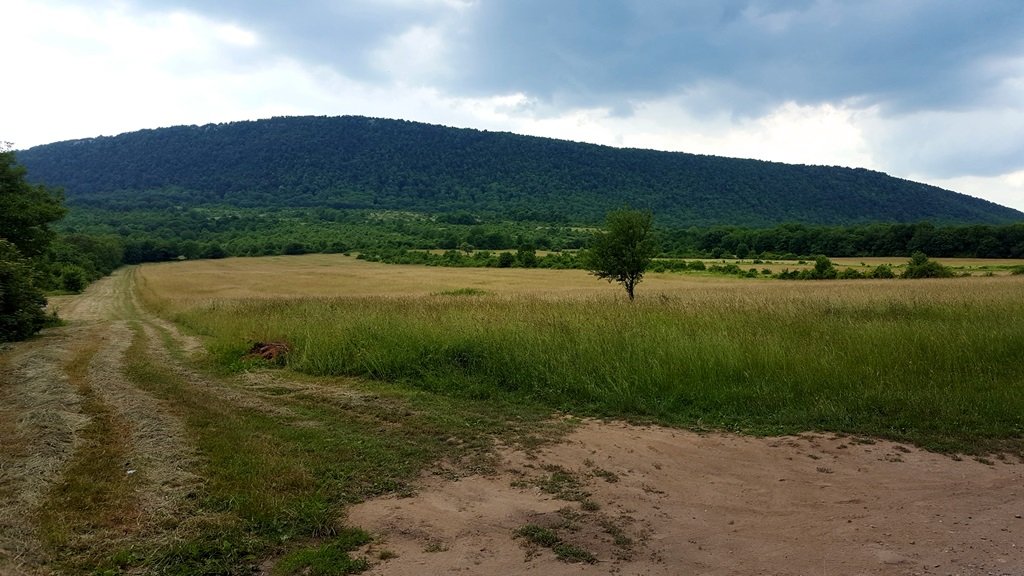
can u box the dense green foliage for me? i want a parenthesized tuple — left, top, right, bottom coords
(1, 148, 65, 257)
(0, 239, 50, 341)
(18, 115, 1023, 227)
(48, 201, 1024, 266)
(661, 221, 1024, 258)
(583, 209, 657, 300)
(0, 147, 66, 340)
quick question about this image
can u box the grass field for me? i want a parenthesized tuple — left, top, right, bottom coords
(139, 254, 1024, 455)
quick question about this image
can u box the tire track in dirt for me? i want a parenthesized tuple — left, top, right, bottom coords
(84, 319, 202, 536)
(0, 331, 88, 573)
(66, 272, 204, 548)
(0, 270, 204, 573)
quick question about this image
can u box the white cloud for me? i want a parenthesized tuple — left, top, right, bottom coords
(921, 172, 1024, 213)
(370, 24, 452, 83)
(5, 1, 268, 145)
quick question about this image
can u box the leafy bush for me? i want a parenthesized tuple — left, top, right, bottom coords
(808, 255, 838, 279)
(870, 264, 896, 279)
(0, 240, 49, 342)
(902, 252, 954, 279)
(58, 263, 89, 293)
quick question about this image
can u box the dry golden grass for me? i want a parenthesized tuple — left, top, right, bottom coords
(137, 253, 1024, 317)
(137, 254, 748, 312)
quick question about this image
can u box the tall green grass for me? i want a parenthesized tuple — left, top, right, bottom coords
(177, 285, 1024, 454)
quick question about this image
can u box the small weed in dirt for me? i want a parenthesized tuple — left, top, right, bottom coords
(816, 466, 833, 474)
(272, 529, 371, 576)
(515, 524, 559, 548)
(590, 467, 620, 483)
(514, 525, 596, 564)
(553, 543, 597, 564)
(536, 465, 591, 502)
(377, 549, 397, 560)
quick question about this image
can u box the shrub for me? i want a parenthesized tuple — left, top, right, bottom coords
(903, 252, 954, 279)
(0, 240, 49, 342)
(809, 255, 838, 279)
(870, 264, 896, 279)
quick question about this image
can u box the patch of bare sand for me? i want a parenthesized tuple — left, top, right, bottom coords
(349, 420, 1023, 576)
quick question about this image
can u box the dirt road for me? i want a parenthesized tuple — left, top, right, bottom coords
(0, 269, 202, 575)
(1, 268, 1022, 575)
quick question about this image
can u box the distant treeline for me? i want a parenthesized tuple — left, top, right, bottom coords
(660, 221, 1024, 259)
(58, 212, 1024, 269)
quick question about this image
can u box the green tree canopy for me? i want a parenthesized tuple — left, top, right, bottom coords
(1, 145, 65, 257)
(584, 209, 657, 300)
(1, 144, 65, 341)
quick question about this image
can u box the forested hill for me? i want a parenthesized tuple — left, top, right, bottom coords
(17, 115, 1023, 226)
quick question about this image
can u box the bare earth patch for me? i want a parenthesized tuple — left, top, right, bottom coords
(349, 420, 1023, 576)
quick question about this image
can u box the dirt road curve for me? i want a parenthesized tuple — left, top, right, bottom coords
(2, 269, 1022, 575)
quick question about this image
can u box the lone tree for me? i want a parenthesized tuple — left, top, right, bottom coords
(583, 208, 657, 301)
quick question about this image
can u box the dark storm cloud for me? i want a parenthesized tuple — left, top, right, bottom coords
(130, 1, 1024, 113)
(459, 0, 1024, 114)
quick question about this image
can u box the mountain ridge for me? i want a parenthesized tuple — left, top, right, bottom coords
(16, 115, 1024, 227)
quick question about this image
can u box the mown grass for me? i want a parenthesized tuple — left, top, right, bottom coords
(38, 331, 140, 573)
(169, 276, 1024, 455)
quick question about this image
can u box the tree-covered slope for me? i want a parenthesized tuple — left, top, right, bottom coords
(17, 115, 1023, 226)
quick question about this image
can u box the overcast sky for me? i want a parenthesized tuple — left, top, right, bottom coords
(6, 0, 1024, 211)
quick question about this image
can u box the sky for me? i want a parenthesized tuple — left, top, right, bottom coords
(5, 0, 1024, 212)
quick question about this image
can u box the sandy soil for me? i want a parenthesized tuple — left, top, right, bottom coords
(349, 421, 1023, 576)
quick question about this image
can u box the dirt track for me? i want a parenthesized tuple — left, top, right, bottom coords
(0, 270, 202, 574)
(1, 268, 1022, 575)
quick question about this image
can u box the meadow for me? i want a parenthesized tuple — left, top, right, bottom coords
(139, 254, 1024, 455)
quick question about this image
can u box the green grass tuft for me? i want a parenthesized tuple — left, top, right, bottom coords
(272, 529, 371, 576)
